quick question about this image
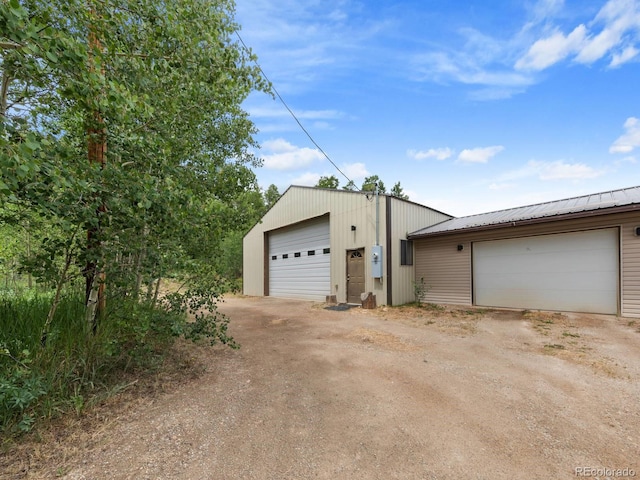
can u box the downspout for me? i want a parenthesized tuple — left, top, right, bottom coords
(375, 183, 379, 245)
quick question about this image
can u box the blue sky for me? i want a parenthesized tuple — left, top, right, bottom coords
(234, 0, 640, 217)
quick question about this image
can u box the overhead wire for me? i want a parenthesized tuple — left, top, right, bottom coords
(234, 30, 365, 193)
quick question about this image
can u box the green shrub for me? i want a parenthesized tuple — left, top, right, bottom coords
(413, 277, 430, 303)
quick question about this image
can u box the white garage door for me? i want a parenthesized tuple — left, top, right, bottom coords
(473, 228, 618, 314)
(268, 217, 330, 301)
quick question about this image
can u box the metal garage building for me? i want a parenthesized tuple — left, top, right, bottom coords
(243, 186, 451, 305)
(409, 186, 640, 317)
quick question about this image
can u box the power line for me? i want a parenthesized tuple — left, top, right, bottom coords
(234, 31, 358, 190)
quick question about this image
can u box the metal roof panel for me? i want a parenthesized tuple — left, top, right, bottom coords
(409, 185, 640, 237)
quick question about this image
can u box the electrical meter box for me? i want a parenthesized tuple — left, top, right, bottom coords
(371, 245, 383, 278)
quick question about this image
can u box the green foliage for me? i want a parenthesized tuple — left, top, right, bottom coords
(1, 0, 270, 298)
(164, 286, 238, 348)
(342, 180, 357, 191)
(0, 290, 84, 434)
(1, 0, 272, 289)
(362, 175, 386, 193)
(215, 230, 244, 287)
(0, 343, 46, 433)
(413, 277, 429, 303)
(0, 0, 270, 437)
(337, 176, 407, 197)
(316, 175, 339, 189)
(263, 184, 280, 208)
(390, 181, 409, 200)
(0, 284, 237, 437)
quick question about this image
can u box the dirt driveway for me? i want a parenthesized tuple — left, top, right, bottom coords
(50, 297, 640, 478)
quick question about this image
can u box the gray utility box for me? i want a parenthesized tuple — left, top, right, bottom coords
(371, 245, 383, 278)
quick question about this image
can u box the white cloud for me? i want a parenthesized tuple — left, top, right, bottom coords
(468, 87, 528, 101)
(340, 162, 369, 181)
(530, 0, 565, 20)
(260, 138, 324, 170)
(533, 160, 603, 180)
(610, 45, 639, 67)
(614, 155, 637, 165)
(576, 0, 638, 64)
(312, 121, 334, 130)
(516, 0, 640, 71)
(583, 0, 640, 66)
(413, 52, 533, 90)
(610, 117, 640, 153)
(249, 107, 344, 120)
(489, 182, 517, 191)
(235, 0, 392, 95)
(515, 25, 587, 71)
(407, 147, 454, 161)
(291, 172, 321, 186)
(458, 146, 504, 163)
(500, 160, 604, 181)
(297, 110, 344, 120)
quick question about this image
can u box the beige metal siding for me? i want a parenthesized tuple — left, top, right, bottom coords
(244, 188, 336, 297)
(414, 211, 640, 317)
(242, 188, 383, 303)
(328, 191, 386, 304)
(243, 187, 448, 305)
(622, 222, 640, 317)
(390, 199, 452, 305)
(243, 229, 265, 297)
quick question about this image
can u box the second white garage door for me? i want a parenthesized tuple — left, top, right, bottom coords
(473, 228, 618, 314)
(268, 217, 330, 301)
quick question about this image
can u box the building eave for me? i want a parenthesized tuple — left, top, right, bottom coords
(408, 204, 640, 240)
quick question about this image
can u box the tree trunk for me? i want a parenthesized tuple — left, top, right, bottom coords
(134, 225, 149, 300)
(26, 228, 32, 289)
(152, 277, 162, 308)
(84, 271, 104, 331)
(42, 243, 74, 346)
(85, 11, 107, 328)
(0, 71, 10, 119)
(134, 251, 144, 300)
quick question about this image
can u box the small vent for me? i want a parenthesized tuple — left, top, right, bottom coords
(635, 226, 640, 237)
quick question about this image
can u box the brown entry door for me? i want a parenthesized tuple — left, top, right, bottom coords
(347, 249, 365, 304)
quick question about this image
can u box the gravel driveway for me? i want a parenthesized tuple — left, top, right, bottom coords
(57, 296, 640, 480)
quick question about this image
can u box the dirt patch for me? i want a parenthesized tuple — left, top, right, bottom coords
(345, 327, 419, 351)
(520, 310, 630, 378)
(370, 304, 634, 379)
(357, 302, 486, 337)
(3, 297, 640, 480)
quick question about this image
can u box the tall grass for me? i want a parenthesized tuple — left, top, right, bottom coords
(0, 282, 236, 439)
(0, 287, 181, 438)
(0, 289, 88, 434)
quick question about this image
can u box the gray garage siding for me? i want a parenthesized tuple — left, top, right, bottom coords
(623, 221, 640, 317)
(414, 211, 640, 317)
(389, 198, 452, 305)
(414, 238, 471, 305)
